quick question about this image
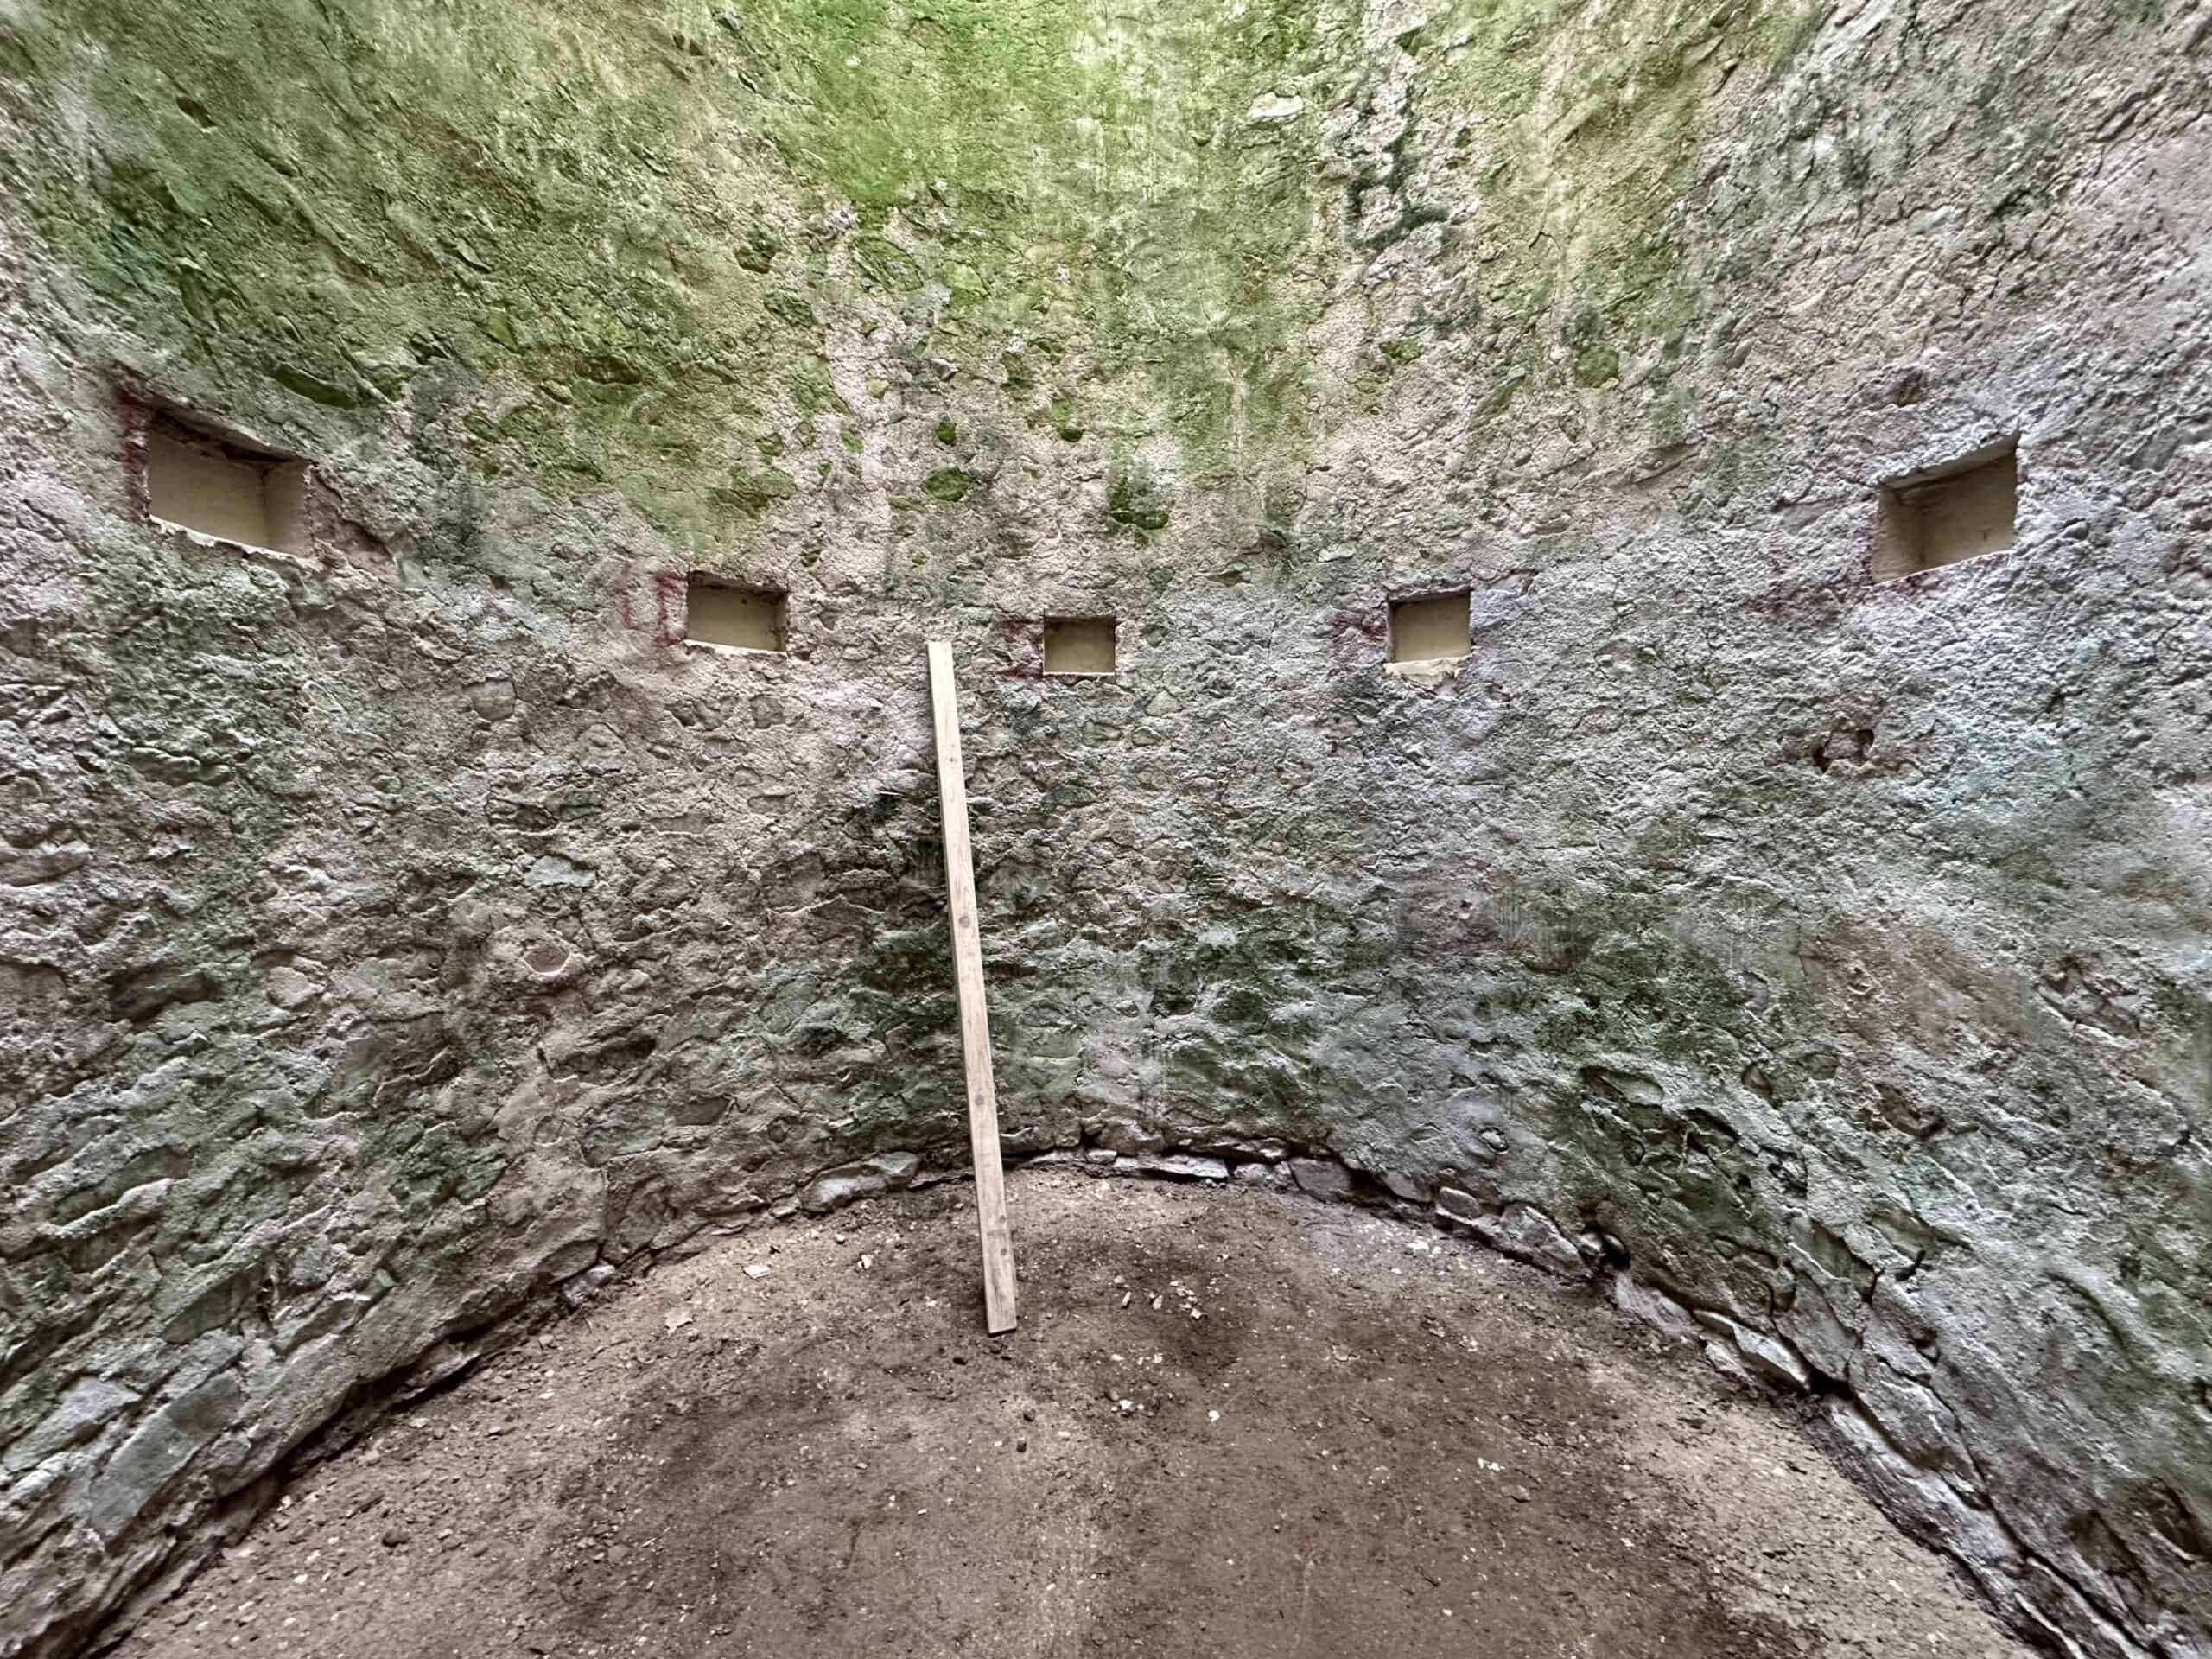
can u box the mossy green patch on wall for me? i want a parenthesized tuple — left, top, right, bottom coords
(4, 0, 819, 548)
(7, 0, 1350, 557)
(3, 0, 1866, 583)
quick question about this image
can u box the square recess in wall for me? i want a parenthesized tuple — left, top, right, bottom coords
(143, 411, 308, 556)
(1875, 441, 2018, 580)
(685, 575, 787, 652)
(1042, 615, 1116, 676)
(1388, 590, 1471, 664)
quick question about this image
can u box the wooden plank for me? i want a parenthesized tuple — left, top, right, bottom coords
(926, 640, 1019, 1334)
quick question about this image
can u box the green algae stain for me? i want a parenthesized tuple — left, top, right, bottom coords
(11, 0, 1842, 565)
(12, 0, 808, 542)
(1423, 0, 1827, 412)
(724, 469, 800, 515)
(1107, 467, 1172, 534)
(1565, 308, 1621, 387)
(765, 289, 822, 328)
(741, 0, 1333, 484)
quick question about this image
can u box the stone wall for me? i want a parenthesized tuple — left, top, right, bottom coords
(1, 0, 2207, 1653)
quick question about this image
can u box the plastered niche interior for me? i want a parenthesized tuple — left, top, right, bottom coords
(1388, 591, 1471, 664)
(685, 577, 787, 652)
(143, 416, 308, 556)
(1874, 443, 2018, 579)
(1042, 615, 1117, 675)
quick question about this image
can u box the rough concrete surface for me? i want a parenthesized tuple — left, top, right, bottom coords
(0, 0, 2208, 1655)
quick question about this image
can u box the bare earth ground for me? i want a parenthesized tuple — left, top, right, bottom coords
(111, 1172, 2030, 1659)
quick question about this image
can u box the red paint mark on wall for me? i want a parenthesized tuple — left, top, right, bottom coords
(653, 569, 688, 645)
(1327, 607, 1387, 643)
(997, 613, 1045, 679)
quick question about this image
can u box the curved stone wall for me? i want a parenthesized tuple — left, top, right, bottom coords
(0, 0, 2206, 1653)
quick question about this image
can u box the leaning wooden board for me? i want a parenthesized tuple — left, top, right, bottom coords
(925, 641, 1019, 1334)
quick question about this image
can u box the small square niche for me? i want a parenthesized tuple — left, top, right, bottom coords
(1042, 615, 1116, 676)
(144, 414, 308, 556)
(1875, 442, 2018, 580)
(1389, 590, 1471, 664)
(685, 575, 787, 652)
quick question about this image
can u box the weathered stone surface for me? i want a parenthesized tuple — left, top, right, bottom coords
(1433, 1185, 1485, 1227)
(83, 1374, 245, 1543)
(0, 0, 2205, 1655)
(1465, 1204, 1589, 1280)
(799, 1153, 923, 1214)
(1373, 1167, 1433, 1205)
(1694, 1309, 1814, 1391)
(1121, 1153, 1231, 1182)
(1287, 1160, 1356, 1203)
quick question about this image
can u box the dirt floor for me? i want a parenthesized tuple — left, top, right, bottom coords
(112, 1171, 2031, 1659)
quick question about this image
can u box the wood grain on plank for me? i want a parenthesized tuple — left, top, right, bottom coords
(926, 641, 1019, 1334)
